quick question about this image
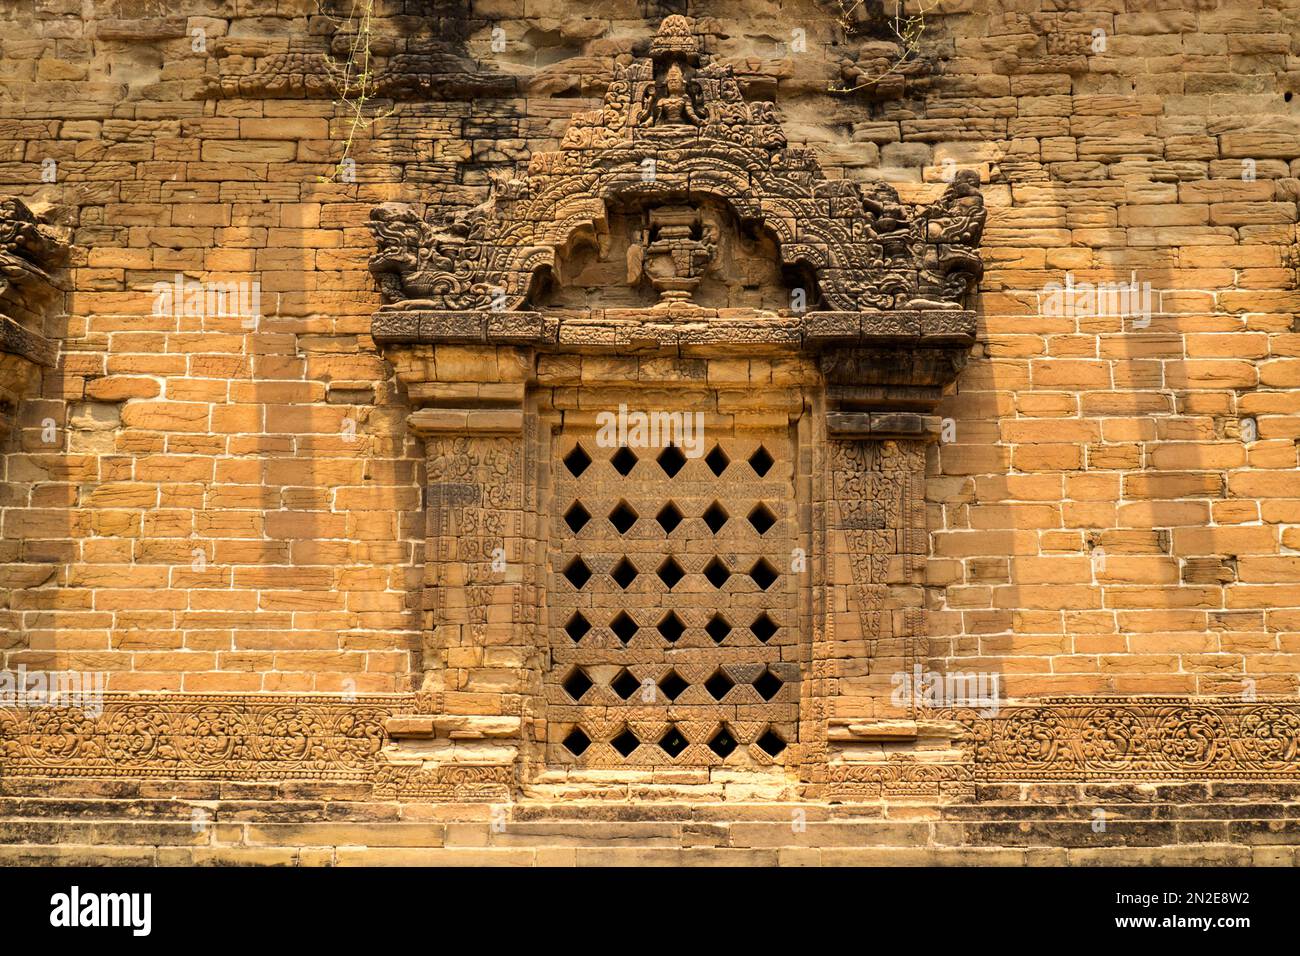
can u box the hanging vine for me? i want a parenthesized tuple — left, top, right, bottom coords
(317, 0, 393, 183)
(828, 0, 941, 95)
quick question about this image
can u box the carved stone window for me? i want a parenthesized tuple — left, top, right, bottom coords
(369, 15, 985, 800)
(547, 429, 798, 768)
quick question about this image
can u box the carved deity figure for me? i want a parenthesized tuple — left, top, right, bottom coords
(652, 63, 701, 127)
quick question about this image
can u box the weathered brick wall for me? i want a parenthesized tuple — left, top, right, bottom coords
(928, 1, 1300, 700)
(1, 0, 1297, 707)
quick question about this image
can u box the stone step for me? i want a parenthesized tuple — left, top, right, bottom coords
(3, 792, 1299, 823)
(0, 841, 1289, 867)
(4, 807, 1300, 854)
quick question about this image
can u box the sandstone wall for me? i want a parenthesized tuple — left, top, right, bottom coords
(0, 0, 1297, 710)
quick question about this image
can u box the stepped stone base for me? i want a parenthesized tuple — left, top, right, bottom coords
(3, 778, 1298, 867)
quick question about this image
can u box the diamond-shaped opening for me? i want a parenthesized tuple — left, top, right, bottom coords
(657, 610, 686, 643)
(562, 557, 592, 589)
(611, 557, 638, 590)
(611, 728, 640, 758)
(565, 611, 592, 643)
(659, 725, 688, 759)
(611, 669, 641, 700)
(757, 728, 787, 757)
(657, 444, 687, 478)
(564, 501, 591, 534)
(749, 558, 779, 591)
(704, 669, 735, 701)
(657, 556, 685, 589)
(611, 446, 638, 476)
(563, 667, 594, 701)
(751, 612, 778, 644)
(753, 669, 784, 701)
(656, 502, 683, 534)
(608, 500, 639, 534)
(610, 611, 639, 644)
(562, 727, 591, 756)
(563, 444, 592, 477)
(748, 445, 774, 477)
(708, 725, 738, 758)
(747, 502, 777, 535)
(704, 444, 730, 477)
(702, 501, 729, 534)
(703, 557, 731, 589)
(705, 613, 732, 644)
(658, 670, 689, 701)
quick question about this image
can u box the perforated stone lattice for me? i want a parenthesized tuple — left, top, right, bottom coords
(547, 429, 799, 768)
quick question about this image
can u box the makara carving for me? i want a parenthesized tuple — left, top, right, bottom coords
(0, 196, 67, 368)
(0, 197, 68, 434)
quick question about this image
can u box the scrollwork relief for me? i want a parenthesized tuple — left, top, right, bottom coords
(368, 15, 986, 315)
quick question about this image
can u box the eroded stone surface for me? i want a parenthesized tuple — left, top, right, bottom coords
(0, 0, 1298, 862)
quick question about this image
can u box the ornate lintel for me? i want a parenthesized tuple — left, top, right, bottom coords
(366, 15, 986, 326)
(372, 306, 974, 427)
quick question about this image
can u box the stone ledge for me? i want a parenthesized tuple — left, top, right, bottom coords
(407, 407, 524, 435)
(371, 309, 977, 350)
(0, 806, 1293, 866)
(827, 717, 968, 741)
(385, 715, 522, 740)
(825, 411, 943, 439)
(0, 315, 56, 367)
(0, 842, 1280, 867)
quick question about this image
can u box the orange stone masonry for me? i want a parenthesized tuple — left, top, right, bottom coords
(0, 0, 1299, 864)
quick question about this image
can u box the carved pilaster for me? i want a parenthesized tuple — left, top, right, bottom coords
(374, 339, 540, 789)
(418, 418, 525, 693)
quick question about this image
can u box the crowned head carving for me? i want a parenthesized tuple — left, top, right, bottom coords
(368, 16, 986, 317)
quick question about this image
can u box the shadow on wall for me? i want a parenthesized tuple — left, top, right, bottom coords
(930, 4, 1300, 707)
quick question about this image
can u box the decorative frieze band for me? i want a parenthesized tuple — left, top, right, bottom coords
(5, 694, 1300, 801)
(371, 309, 976, 350)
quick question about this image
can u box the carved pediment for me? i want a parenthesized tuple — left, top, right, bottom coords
(368, 15, 986, 318)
